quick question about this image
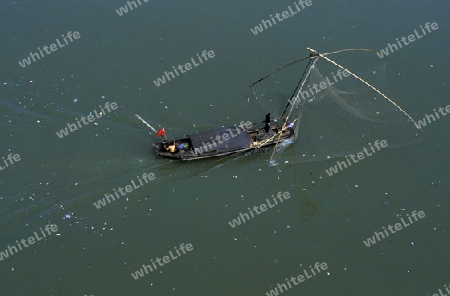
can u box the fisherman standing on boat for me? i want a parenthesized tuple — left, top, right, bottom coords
(264, 113, 271, 133)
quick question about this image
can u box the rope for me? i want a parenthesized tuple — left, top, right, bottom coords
(269, 57, 319, 162)
(281, 58, 313, 118)
(322, 48, 377, 56)
(249, 55, 311, 88)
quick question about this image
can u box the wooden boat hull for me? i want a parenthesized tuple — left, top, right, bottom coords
(153, 124, 294, 161)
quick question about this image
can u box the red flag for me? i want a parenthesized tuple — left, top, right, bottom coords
(156, 128, 165, 137)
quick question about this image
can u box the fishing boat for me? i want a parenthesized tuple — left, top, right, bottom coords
(138, 47, 426, 162)
(152, 122, 295, 161)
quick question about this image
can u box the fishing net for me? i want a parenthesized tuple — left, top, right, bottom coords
(250, 49, 426, 165)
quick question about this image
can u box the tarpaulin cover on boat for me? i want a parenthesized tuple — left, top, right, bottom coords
(189, 127, 251, 155)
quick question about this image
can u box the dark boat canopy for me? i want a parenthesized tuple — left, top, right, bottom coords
(189, 127, 252, 155)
